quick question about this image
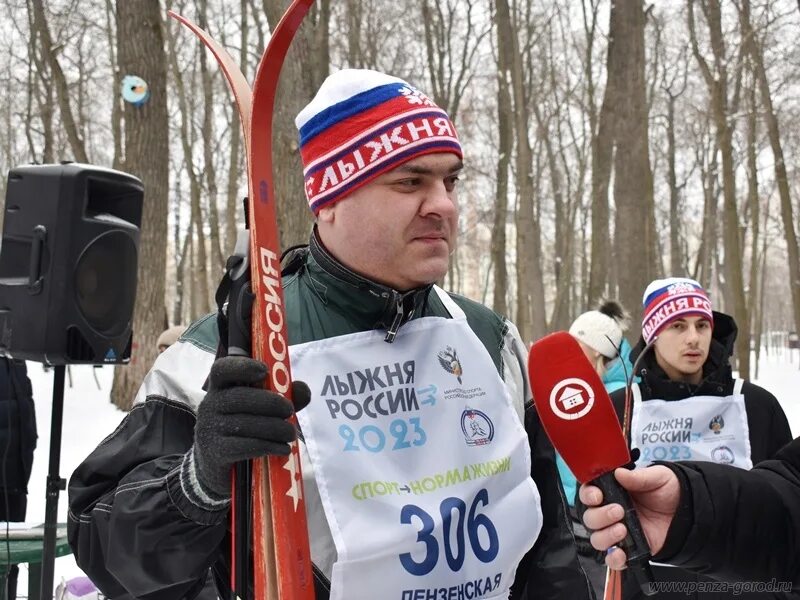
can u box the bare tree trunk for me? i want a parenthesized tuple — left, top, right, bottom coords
(104, 0, 123, 170)
(172, 173, 186, 326)
(496, 0, 546, 343)
(224, 106, 244, 256)
(0, 64, 11, 212)
(611, 0, 656, 338)
(739, 0, 800, 347)
(26, 2, 54, 163)
(76, 40, 89, 159)
(189, 174, 212, 315)
(420, 0, 488, 123)
(588, 0, 614, 306)
(755, 194, 771, 379)
(532, 102, 570, 332)
(421, 0, 486, 293)
(579, 200, 590, 311)
(30, 0, 89, 163)
(225, 0, 249, 257)
(666, 94, 682, 275)
(167, 20, 212, 315)
(189, 232, 198, 322)
(692, 136, 718, 285)
(745, 75, 760, 343)
(346, 0, 363, 68)
(174, 222, 192, 325)
(491, 11, 513, 317)
(198, 0, 225, 278)
(111, 0, 169, 411)
(315, 0, 330, 87)
(689, 0, 750, 378)
(23, 37, 39, 162)
(538, 20, 576, 331)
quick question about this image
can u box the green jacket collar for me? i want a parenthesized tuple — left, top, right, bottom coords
(306, 228, 435, 342)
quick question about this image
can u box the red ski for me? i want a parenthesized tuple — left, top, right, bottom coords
(248, 3, 315, 599)
(169, 3, 316, 598)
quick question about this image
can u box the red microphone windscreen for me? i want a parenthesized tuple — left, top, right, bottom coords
(528, 331, 630, 483)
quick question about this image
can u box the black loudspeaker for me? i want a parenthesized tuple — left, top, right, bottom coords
(0, 163, 143, 365)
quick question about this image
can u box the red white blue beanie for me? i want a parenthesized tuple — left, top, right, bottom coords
(641, 277, 713, 344)
(295, 69, 463, 214)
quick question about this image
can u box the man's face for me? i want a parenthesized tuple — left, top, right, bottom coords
(653, 315, 713, 383)
(317, 153, 462, 291)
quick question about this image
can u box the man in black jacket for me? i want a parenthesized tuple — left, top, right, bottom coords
(588, 277, 794, 599)
(0, 357, 37, 599)
(579, 436, 800, 589)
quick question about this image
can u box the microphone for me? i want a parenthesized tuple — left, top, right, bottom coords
(528, 331, 655, 596)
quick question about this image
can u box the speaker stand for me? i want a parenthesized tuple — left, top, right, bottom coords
(39, 365, 66, 600)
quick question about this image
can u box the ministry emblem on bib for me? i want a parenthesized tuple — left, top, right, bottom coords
(711, 445, 735, 464)
(437, 346, 463, 383)
(461, 408, 494, 446)
(709, 415, 725, 434)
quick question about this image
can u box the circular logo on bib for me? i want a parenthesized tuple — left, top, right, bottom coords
(549, 378, 595, 420)
(461, 408, 494, 446)
(711, 445, 735, 464)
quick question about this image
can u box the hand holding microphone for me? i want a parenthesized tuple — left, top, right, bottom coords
(579, 466, 680, 570)
(528, 332, 658, 595)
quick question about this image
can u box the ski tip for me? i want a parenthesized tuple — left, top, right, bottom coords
(166, 9, 185, 23)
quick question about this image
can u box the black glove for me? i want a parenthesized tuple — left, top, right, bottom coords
(191, 356, 311, 499)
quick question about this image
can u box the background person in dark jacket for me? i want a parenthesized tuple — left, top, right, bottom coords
(579, 435, 800, 591)
(0, 357, 37, 599)
(602, 277, 793, 599)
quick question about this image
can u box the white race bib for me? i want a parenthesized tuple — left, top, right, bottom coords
(293, 289, 542, 600)
(631, 380, 751, 470)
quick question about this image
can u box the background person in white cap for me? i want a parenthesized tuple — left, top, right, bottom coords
(68, 69, 590, 600)
(156, 324, 187, 353)
(570, 300, 633, 383)
(592, 277, 794, 600)
(561, 300, 634, 597)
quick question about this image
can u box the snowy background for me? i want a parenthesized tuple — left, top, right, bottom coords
(11, 349, 800, 596)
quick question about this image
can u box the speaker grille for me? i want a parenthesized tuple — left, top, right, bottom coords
(74, 231, 137, 336)
(65, 326, 94, 361)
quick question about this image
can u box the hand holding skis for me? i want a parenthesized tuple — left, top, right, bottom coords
(191, 356, 311, 500)
(579, 466, 680, 570)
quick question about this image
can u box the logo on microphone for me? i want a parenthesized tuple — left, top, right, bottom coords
(550, 378, 595, 420)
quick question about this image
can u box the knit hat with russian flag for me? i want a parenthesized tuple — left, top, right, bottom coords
(295, 69, 463, 214)
(641, 277, 714, 344)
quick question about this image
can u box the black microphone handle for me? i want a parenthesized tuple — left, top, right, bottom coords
(591, 471, 657, 596)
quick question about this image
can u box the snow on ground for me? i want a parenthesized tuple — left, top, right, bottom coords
(13, 349, 800, 596)
(751, 348, 800, 436)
